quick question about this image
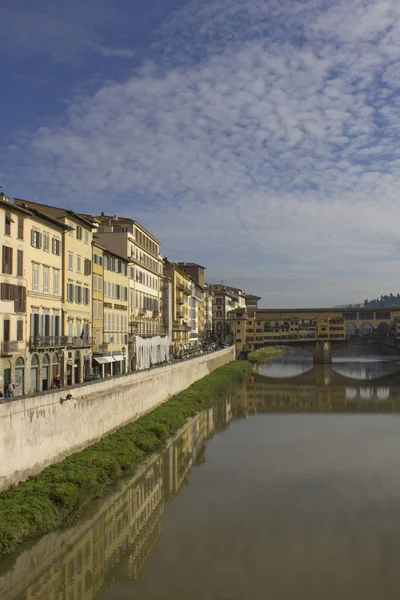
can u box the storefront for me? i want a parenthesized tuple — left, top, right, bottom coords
(113, 354, 124, 376)
(92, 355, 114, 377)
(15, 357, 25, 396)
(30, 354, 39, 393)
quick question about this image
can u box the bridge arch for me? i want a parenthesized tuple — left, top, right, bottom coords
(376, 322, 390, 336)
(346, 323, 357, 336)
(359, 322, 373, 336)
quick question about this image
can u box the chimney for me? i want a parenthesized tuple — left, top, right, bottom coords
(0, 192, 9, 202)
(101, 211, 105, 217)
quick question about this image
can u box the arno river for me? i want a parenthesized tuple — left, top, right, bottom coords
(3, 347, 400, 599)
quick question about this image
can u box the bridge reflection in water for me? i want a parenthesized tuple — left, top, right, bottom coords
(247, 361, 400, 413)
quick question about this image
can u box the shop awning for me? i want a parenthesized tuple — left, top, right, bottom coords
(112, 354, 125, 362)
(93, 356, 115, 364)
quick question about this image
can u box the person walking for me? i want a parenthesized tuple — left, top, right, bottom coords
(8, 380, 15, 398)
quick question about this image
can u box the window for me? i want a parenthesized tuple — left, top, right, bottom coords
(5, 212, 11, 235)
(43, 233, 50, 252)
(84, 230, 89, 244)
(124, 287, 128, 301)
(93, 300, 97, 319)
(17, 216, 24, 240)
(77, 255, 82, 273)
(93, 274, 97, 291)
(68, 221, 74, 236)
(31, 230, 42, 248)
(76, 225, 83, 240)
(67, 283, 74, 302)
(32, 263, 39, 292)
(52, 237, 60, 255)
(68, 252, 73, 270)
(17, 250, 23, 277)
(17, 320, 23, 341)
(43, 266, 50, 293)
(84, 258, 91, 276)
(98, 301, 103, 319)
(54, 269, 60, 296)
(2, 246, 13, 274)
(75, 285, 82, 303)
(84, 287, 90, 305)
(98, 276, 103, 292)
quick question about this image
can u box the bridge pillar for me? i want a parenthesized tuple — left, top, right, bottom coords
(313, 341, 332, 364)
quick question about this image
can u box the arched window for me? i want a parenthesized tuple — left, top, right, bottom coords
(52, 353, 59, 364)
(16, 357, 24, 366)
(42, 354, 50, 365)
(31, 354, 39, 366)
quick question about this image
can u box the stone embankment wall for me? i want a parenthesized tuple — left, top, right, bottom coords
(0, 347, 234, 492)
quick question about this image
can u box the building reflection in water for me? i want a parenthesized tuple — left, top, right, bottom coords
(0, 399, 233, 600)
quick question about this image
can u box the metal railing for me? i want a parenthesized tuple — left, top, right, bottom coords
(29, 336, 68, 349)
(1, 340, 19, 354)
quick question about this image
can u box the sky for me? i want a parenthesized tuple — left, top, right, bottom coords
(1, 0, 400, 308)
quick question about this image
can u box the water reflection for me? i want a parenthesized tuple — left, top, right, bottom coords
(3, 363, 400, 599)
(0, 401, 234, 600)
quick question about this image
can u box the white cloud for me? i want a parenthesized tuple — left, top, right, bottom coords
(7, 0, 400, 307)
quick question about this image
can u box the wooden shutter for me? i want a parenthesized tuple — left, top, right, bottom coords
(17, 250, 23, 277)
(18, 216, 24, 240)
(17, 320, 23, 341)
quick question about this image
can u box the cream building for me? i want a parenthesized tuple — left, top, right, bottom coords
(15, 199, 98, 385)
(101, 248, 130, 375)
(92, 241, 105, 362)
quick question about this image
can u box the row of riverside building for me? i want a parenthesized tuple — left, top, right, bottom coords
(0, 194, 259, 396)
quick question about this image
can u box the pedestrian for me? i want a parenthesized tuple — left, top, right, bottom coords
(8, 381, 15, 397)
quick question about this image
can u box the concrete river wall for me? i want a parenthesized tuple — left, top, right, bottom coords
(0, 347, 234, 492)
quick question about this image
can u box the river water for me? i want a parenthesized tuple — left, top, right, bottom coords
(3, 349, 400, 599)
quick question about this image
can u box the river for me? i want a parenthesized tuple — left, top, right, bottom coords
(2, 348, 400, 599)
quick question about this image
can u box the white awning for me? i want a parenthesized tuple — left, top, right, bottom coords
(93, 356, 114, 364)
(112, 354, 125, 362)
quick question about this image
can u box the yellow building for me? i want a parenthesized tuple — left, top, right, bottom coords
(0, 195, 72, 396)
(15, 199, 98, 384)
(163, 261, 191, 348)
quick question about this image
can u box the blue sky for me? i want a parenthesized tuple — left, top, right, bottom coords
(1, 0, 400, 307)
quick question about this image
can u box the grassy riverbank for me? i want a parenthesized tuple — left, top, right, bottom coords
(247, 347, 285, 363)
(0, 360, 251, 556)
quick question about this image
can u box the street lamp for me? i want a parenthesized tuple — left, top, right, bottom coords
(122, 346, 126, 374)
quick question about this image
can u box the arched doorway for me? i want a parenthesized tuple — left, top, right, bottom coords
(346, 323, 357, 337)
(52, 353, 59, 384)
(15, 357, 25, 396)
(75, 351, 81, 384)
(41, 354, 50, 391)
(66, 353, 73, 386)
(30, 354, 39, 393)
(359, 322, 373, 336)
(3, 359, 11, 397)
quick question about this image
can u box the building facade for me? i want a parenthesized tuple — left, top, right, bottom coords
(163, 261, 191, 349)
(15, 199, 97, 385)
(209, 284, 247, 342)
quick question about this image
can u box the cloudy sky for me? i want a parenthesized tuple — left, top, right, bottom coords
(1, 0, 400, 307)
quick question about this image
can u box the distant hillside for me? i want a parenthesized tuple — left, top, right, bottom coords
(334, 294, 400, 309)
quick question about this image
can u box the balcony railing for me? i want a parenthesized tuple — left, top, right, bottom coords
(176, 311, 184, 318)
(1, 340, 19, 354)
(29, 336, 68, 349)
(67, 336, 94, 348)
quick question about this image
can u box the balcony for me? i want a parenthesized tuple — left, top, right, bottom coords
(97, 342, 108, 352)
(67, 336, 95, 348)
(176, 311, 184, 318)
(177, 283, 190, 295)
(1, 340, 19, 355)
(176, 296, 184, 305)
(29, 336, 68, 350)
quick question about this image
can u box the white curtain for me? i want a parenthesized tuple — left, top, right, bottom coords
(135, 335, 170, 370)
